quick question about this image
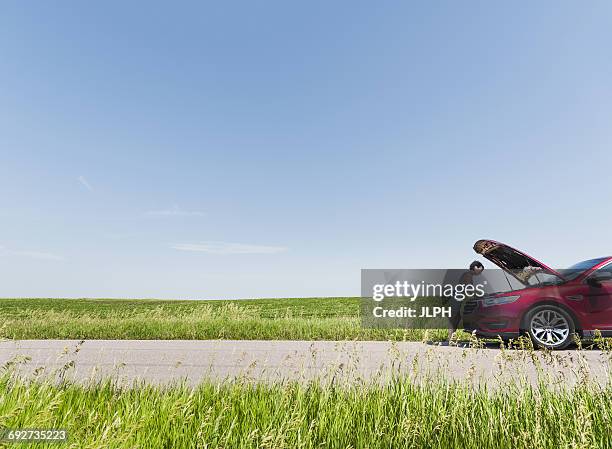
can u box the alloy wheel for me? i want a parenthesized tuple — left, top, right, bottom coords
(529, 309, 570, 347)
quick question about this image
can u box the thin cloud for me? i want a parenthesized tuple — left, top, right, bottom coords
(13, 250, 65, 261)
(172, 241, 288, 255)
(77, 175, 93, 191)
(0, 246, 64, 261)
(146, 205, 205, 217)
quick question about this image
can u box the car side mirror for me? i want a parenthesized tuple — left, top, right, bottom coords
(587, 272, 612, 287)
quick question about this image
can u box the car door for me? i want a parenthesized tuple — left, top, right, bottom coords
(583, 262, 612, 331)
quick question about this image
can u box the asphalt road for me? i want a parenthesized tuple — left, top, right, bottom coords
(1, 339, 611, 388)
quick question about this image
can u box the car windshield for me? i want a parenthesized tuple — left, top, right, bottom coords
(523, 271, 565, 286)
(558, 257, 609, 281)
(478, 268, 565, 295)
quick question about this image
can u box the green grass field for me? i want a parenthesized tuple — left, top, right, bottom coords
(0, 297, 449, 341)
(2, 298, 612, 448)
(0, 371, 610, 449)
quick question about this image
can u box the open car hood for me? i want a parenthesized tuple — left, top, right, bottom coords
(473, 239, 565, 284)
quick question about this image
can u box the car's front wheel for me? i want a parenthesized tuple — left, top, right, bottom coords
(525, 305, 575, 349)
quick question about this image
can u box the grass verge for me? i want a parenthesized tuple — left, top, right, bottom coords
(0, 370, 610, 449)
(0, 297, 449, 341)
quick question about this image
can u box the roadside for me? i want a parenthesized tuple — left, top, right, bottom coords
(0, 297, 448, 341)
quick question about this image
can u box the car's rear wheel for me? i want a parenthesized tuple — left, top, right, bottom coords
(526, 305, 575, 349)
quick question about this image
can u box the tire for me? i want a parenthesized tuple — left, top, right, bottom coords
(525, 305, 575, 350)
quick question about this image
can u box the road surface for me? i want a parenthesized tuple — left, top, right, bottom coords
(1, 339, 611, 388)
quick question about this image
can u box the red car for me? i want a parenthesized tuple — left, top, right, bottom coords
(462, 239, 612, 349)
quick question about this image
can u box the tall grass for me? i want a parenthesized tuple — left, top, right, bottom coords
(0, 298, 447, 341)
(0, 370, 610, 449)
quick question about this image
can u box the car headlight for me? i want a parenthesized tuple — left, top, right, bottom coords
(482, 295, 521, 307)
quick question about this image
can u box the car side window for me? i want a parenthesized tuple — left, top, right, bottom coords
(590, 262, 612, 281)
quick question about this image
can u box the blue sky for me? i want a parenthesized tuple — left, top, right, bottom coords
(1, 2, 611, 298)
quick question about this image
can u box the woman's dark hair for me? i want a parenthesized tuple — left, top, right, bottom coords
(469, 260, 484, 271)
